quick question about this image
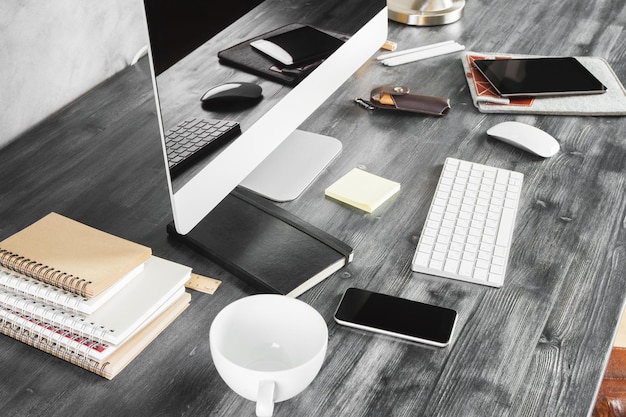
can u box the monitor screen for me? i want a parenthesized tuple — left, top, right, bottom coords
(143, 0, 387, 234)
(145, 0, 264, 75)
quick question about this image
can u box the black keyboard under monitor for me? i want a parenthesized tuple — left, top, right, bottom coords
(165, 117, 241, 176)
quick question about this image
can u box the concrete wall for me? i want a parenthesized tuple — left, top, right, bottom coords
(0, 1, 148, 148)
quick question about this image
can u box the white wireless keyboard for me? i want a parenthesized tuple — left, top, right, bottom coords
(412, 158, 523, 287)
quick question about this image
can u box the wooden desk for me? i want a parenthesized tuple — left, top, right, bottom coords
(1, 0, 625, 415)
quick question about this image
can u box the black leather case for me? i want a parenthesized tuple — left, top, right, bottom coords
(370, 86, 451, 116)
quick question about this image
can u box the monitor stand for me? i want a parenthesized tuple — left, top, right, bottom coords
(166, 130, 352, 296)
(239, 129, 342, 202)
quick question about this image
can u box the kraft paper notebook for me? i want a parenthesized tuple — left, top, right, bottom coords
(0, 212, 152, 298)
(167, 186, 354, 297)
(0, 291, 191, 380)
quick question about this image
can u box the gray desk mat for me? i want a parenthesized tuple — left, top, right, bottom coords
(462, 51, 626, 116)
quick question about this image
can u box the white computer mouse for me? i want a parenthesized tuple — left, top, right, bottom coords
(486, 121, 560, 158)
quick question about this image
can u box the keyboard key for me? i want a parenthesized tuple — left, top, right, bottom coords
(165, 117, 241, 175)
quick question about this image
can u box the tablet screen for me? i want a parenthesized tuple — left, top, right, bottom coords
(472, 57, 607, 97)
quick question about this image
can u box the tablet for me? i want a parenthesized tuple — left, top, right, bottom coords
(472, 57, 607, 97)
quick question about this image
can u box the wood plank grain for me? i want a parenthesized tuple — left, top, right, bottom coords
(0, 0, 625, 416)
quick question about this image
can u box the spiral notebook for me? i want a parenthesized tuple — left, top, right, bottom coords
(0, 256, 191, 346)
(0, 287, 186, 362)
(0, 263, 143, 316)
(0, 213, 152, 298)
(0, 291, 191, 380)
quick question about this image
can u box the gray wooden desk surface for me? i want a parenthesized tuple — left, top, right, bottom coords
(1, 0, 625, 416)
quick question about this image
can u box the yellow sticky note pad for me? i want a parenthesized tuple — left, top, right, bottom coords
(325, 168, 400, 213)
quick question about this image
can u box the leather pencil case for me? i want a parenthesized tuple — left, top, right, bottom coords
(370, 86, 451, 116)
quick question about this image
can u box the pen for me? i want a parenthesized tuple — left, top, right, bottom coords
(381, 42, 465, 66)
(376, 40, 455, 61)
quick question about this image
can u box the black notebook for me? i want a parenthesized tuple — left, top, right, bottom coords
(166, 187, 353, 297)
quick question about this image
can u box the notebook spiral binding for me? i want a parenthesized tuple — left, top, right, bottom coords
(0, 287, 111, 342)
(0, 268, 89, 314)
(0, 249, 91, 298)
(0, 315, 111, 378)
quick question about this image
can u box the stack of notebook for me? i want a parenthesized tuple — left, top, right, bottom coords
(0, 212, 191, 379)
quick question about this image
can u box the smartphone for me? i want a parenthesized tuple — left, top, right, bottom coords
(472, 57, 607, 97)
(334, 287, 457, 347)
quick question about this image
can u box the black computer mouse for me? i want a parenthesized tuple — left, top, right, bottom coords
(200, 82, 263, 110)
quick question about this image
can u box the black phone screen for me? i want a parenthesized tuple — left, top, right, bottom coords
(472, 57, 607, 97)
(334, 288, 457, 346)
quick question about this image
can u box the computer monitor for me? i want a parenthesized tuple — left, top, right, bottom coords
(143, 0, 388, 235)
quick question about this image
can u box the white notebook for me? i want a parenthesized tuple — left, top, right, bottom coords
(0, 256, 191, 348)
(0, 263, 143, 315)
(0, 288, 186, 362)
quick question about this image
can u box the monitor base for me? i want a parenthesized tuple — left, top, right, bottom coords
(240, 129, 341, 202)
